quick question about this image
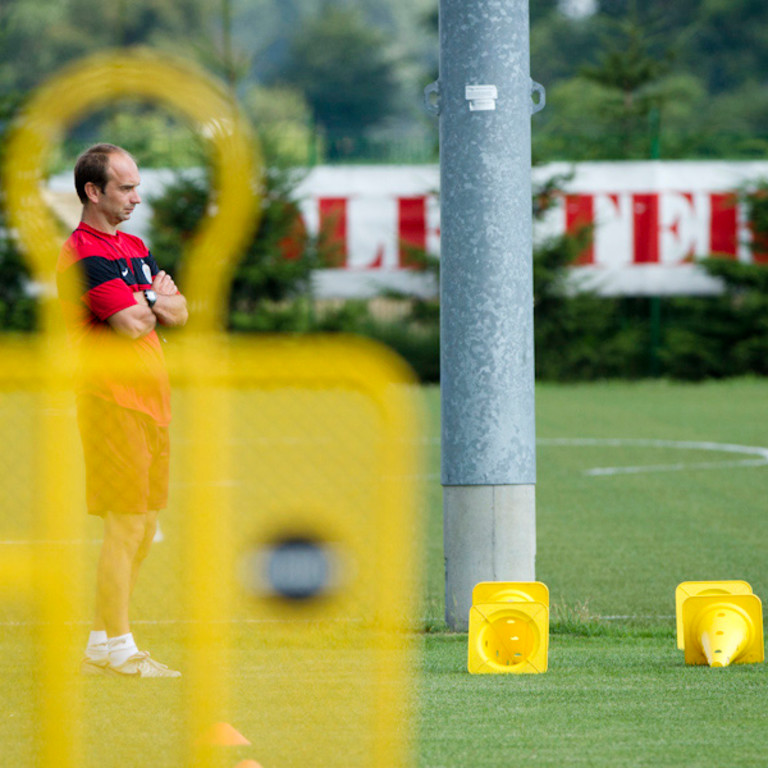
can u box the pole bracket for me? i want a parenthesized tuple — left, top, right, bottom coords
(423, 80, 441, 116)
(530, 80, 546, 114)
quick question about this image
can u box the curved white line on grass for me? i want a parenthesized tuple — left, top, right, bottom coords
(0, 539, 102, 545)
(538, 437, 768, 476)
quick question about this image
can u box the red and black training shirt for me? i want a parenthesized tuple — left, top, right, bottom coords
(57, 222, 172, 426)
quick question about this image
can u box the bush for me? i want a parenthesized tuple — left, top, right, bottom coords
(0, 217, 37, 332)
(656, 257, 768, 380)
(312, 300, 440, 383)
(149, 166, 324, 330)
(653, 183, 768, 380)
(531, 179, 768, 381)
(535, 293, 651, 380)
(531, 192, 651, 380)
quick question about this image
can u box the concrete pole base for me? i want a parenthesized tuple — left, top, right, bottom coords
(443, 484, 536, 631)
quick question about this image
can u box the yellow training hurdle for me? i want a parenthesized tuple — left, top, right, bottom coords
(0, 49, 423, 768)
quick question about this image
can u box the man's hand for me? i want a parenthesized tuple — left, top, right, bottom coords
(147, 270, 188, 328)
(153, 270, 177, 296)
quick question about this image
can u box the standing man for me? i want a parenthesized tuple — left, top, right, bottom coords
(57, 144, 188, 677)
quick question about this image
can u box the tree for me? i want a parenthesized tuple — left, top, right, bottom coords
(0, 219, 36, 331)
(579, 14, 673, 157)
(242, 85, 315, 167)
(277, 5, 401, 158)
(65, 0, 211, 48)
(0, 0, 215, 100)
(693, 81, 768, 159)
(590, 0, 768, 99)
(530, 0, 560, 24)
(532, 12, 708, 161)
(0, 0, 81, 94)
(530, 10, 603, 87)
(148, 167, 327, 331)
(597, 0, 702, 30)
(686, 0, 768, 94)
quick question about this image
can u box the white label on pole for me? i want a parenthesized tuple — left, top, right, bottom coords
(465, 84, 498, 111)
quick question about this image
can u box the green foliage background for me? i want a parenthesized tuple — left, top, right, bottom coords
(3, 0, 768, 162)
(1, 0, 768, 382)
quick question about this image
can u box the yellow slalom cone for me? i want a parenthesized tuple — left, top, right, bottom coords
(681, 593, 764, 667)
(468, 581, 549, 674)
(472, 581, 549, 608)
(196, 722, 252, 746)
(675, 580, 753, 649)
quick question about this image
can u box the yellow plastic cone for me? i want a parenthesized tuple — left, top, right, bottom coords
(468, 582, 549, 674)
(468, 601, 548, 673)
(472, 581, 549, 608)
(675, 580, 753, 649)
(681, 594, 764, 667)
(196, 722, 252, 746)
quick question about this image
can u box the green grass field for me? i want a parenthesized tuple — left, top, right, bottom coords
(419, 379, 768, 767)
(2, 377, 768, 766)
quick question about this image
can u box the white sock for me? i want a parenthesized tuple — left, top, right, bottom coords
(86, 630, 109, 661)
(108, 633, 139, 666)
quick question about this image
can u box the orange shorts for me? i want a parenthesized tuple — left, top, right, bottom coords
(76, 395, 170, 516)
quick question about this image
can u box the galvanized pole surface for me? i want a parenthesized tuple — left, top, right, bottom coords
(437, 0, 539, 630)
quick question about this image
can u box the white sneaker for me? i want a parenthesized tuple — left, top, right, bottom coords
(106, 651, 181, 678)
(81, 657, 111, 676)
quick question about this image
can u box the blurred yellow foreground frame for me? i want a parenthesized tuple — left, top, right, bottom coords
(1, 49, 423, 768)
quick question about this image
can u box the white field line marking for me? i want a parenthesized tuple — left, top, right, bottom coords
(538, 437, 768, 476)
(586, 458, 767, 476)
(3, 439, 761, 545)
(0, 539, 102, 545)
(0, 617, 370, 628)
(0, 615, 675, 627)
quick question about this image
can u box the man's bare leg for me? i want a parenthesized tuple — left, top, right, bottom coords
(130, 509, 158, 596)
(90, 510, 158, 629)
(84, 510, 179, 676)
(95, 511, 147, 638)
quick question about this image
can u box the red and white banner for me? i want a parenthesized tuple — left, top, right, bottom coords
(51, 161, 768, 298)
(293, 161, 768, 297)
(293, 166, 441, 299)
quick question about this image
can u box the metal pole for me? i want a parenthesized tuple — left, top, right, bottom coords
(436, 0, 540, 630)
